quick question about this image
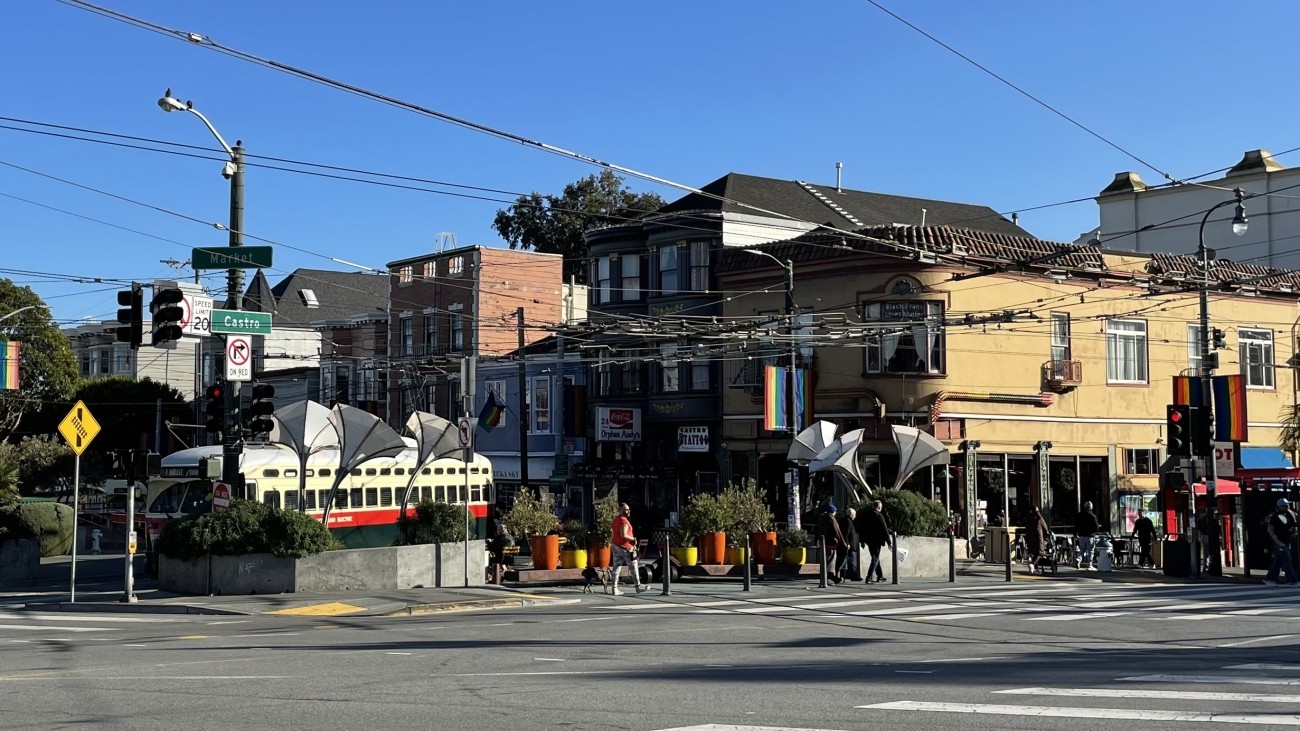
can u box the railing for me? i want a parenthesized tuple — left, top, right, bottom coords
(1042, 359, 1083, 388)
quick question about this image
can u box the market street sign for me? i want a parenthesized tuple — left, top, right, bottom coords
(191, 246, 273, 270)
(210, 309, 272, 335)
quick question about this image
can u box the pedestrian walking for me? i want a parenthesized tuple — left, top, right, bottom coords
(609, 502, 648, 595)
(818, 503, 846, 584)
(856, 499, 891, 583)
(1075, 501, 1100, 570)
(838, 507, 861, 582)
(1025, 505, 1050, 575)
(1264, 498, 1297, 587)
(1132, 513, 1156, 568)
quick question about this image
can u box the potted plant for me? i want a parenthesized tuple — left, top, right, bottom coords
(589, 491, 620, 568)
(680, 492, 727, 565)
(669, 523, 698, 567)
(503, 489, 560, 571)
(559, 519, 589, 569)
(778, 527, 809, 566)
(721, 480, 777, 564)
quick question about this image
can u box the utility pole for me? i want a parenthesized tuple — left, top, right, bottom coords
(517, 307, 529, 492)
(222, 143, 246, 497)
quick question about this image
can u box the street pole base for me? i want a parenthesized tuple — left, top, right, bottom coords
(120, 595, 138, 604)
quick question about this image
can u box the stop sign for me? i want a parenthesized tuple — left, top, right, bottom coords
(212, 482, 230, 513)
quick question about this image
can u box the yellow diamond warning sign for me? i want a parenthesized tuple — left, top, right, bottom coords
(58, 400, 101, 456)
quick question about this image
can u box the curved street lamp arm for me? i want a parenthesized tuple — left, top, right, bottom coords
(183, 107, 235, 159)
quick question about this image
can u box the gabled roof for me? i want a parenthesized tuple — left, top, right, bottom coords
(243, 268, 388, 327)
(657, 173, 1031, 237)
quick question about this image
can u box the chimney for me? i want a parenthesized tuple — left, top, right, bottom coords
(835, 162, 843, 193)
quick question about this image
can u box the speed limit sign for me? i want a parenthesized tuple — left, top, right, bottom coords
(457, 417, 477, 449)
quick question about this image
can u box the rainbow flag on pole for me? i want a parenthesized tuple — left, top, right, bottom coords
(764, 365, 810, 432)
(1212, 373, 1248, 442)
(0, 339, 18, 391)
(477, 391, 504, 431)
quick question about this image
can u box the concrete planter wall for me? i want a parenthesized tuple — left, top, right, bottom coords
(0, 539, 40, 583)
(846, 535, 963, 579)
(160, 540, 487, 595)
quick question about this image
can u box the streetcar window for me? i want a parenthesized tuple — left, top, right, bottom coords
(305, 469, 314, 477)
(334, 492, 348, 509)
(365, 488, 378, 507)
(421, 486, 432, 502)
(285, 469, 298, 478)
(351, 469, 362, 476)
(432, 486, 443, 503)
(304, 491, 317, 510)
(434, 468, 444, 475)
(394, 468, 405, 476)
(263, 491, 281, 509)
(263, 469, 280, 478)
(286, 490, 299, 511)
(319, 469, 331, 477)
(421, 468, 431, 475)
(380, 488, 392, 507)
(380, 468, 391, 476)
(483, 483, 493, 504)
(455, 485, 466, 503)
(458, 467, 466, 475)
(470, 485, 482, 502)
(350, 488, 362, 507)
(365, 468, 376, 476)
(148, 483, 187, 514)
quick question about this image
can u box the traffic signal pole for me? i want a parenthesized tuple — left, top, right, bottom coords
(222, 144, 245, 496)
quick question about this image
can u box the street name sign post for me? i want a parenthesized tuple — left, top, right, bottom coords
(57, 400, 101, 603)
(191, 246, 274, 270)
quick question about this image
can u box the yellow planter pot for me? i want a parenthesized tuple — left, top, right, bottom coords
(559, 549, 588, 569)
(781, 547, 807, 565)
(671, 546, 698, 567)
(726, 546, 748, 565)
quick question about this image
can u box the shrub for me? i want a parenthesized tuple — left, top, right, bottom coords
(591, 490, 621, 547)
(719, 480, 774, 535)
(561, 518, 588, 548)
(0, 505, 34, 545)
(678, 492, 726, 536)
(3, 502, 74, 556)
(396, 500, 468, 545)
(857, 488, 947, 538)
(156, 500, 340, 561)
(777, 527, 808, 548)
(502, 489, 558, 539)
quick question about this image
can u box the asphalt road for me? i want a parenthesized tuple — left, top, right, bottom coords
(2, 578, 1298, 730)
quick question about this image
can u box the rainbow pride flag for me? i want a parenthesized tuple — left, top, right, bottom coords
(1212, 373, 1248, 442)
(0, 339, 18, 391)
(477, 391, 504, 431)
(764, 365, 810, 432)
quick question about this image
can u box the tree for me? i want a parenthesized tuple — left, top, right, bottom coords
(69, 376, 190, 454)
(492, 171, 665, 283)
(0, 435, 73, 497)
(0, 280, 78, 439)
(0, 447, 18, 508)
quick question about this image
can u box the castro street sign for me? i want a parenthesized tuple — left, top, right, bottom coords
(209, 309, 273, 335)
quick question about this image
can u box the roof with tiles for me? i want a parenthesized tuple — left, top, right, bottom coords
(1145, 252, 1300, 290)
(242, 268, 389, 327)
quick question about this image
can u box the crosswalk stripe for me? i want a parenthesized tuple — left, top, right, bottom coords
(996, 686, 1300, 703)
(861, 700, 1300, 724)
(1227, 664, 1300, 672)
(0, 613, 179, 624)
(0, 624, 117, 633)
(1122, 674, 1300, 686)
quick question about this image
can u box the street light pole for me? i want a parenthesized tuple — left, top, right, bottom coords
(159, 89, 246, 494)
(1197, 187, 1248, 578)
(744, 249, 799, 521)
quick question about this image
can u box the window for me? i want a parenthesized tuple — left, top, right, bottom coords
(422, 261, 434, 278)
(620, 361, 643, 395)
(450, 313, 464, 351)
(1050, 313, 1072, 375)
(350, 488, 363, 507)
(485, 379, 507, 406)
(661, 343, 680, 393)
(1124, 448, 1160, 475)
(380, 488, 392, 507)
(691, 360, 710, 391)
(88, 348, 104, 376)
(397, 265, 413, 284)
(424, 315, 437, 355)
(285, 491, 299, 511)
(263, 491, 281, 509)
(400, 316, 414, 356)
(1105, 319, 1148, 384)
(1240, 328, 1274, 388)
(659, 246, 679, 294)
(531, 376, 551, 433)
(596, 360, 613, 396)
(365, 488, 378, 507)
(864, 301, 945, 374)
(300, 289, 320, 308)
(689, 241, 710, 291)
(421, 485, 432, 502)
(112, 344, 132, 373)
(1187, 323, 1203, 373)
(448, 256, 464, 276)
(334, 491, 348, 509)
(621, 254, 640, 302)
(596, 257, 612, 304)
(262, 469, 280, 478)
(303, 491, 316, 511)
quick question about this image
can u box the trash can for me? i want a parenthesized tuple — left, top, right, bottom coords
(1163, 538, 1191, 577)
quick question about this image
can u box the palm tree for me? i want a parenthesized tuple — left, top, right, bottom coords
(1279, 404, 1300, 457)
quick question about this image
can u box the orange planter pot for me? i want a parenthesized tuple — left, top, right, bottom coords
(750, 531, 778, 564)
(699, 531, 727, 564)
(725, 546, 747, 565)
(529, 535, 560, 571)
(587, 542, 612, 568)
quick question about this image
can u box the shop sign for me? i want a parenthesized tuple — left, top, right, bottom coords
(677, 426, 709, 453)
(1215, 442, 1235, 478)
(597, 407, 641, 442)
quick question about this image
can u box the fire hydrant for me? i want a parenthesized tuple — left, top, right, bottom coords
(90, 528, 102, 555)
(1096, 535, 1113, 573)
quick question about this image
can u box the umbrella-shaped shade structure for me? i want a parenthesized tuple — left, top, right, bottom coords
(890, 425, 951, 491)
(397, 411, 462, 517)
(809, 428, 870, 502)
(320, 404, 408, 524)
(788, 420, 839, 464)
(268, 400, 339, 512)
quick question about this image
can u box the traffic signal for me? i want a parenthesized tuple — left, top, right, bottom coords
(1193, 406, 1214, 457)
(115, 285, 143, 349)
(1166, 404, 1191, 457)
(204, 383, 225, 434)
(150, 287, 185, 346)
(1211, 328, 1227, 350)
(247, 383, 275, 435)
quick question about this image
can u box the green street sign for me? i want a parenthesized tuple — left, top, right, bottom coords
(209, 309, 273, 335)
(192, 246, 273, 270)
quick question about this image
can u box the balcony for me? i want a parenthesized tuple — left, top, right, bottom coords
(1042, 359, 1083, 391)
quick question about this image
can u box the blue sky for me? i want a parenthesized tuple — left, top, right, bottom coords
(3, 0, 1297, 325)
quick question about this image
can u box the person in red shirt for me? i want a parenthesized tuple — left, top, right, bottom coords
(609, 502, 648, 595)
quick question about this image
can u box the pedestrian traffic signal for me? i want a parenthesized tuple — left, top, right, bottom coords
(150, 287, 185, 346)
(115, 285, 143, 350)
(204, 383, 225, 434)
(1166, 404, 1191, 457)
(247, 383, 275, 435)
(1211, 328, 1227, 350)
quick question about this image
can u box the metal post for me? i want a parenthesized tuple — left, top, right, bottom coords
(122, 481, 137, 603)
(517, 308, 529, 492)
(891, 531, 899, 585)
(661, 534, 671, 596)
(1005, 531, 1013, 582)
(227, 144, 245, 311)
(154, 398, 163, 453)
(948, 532, 956, 583)
(743, 533, 752, 592)
(70, 454, 79, 603)
(818, 535, 828, 588)
(462, 356, 476, 587)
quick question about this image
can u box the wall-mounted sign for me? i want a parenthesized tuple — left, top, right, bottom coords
(678, 426, 709, 453)
(597, 407, 642, 442)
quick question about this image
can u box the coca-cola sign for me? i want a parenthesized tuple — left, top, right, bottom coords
(597, 407, 642, 442)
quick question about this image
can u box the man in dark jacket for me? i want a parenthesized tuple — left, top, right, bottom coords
(818, 503, 846, 584)
(837, 507, 861, 581)
(856, 499, 891, 583)
(1075, 501, 1100, 570)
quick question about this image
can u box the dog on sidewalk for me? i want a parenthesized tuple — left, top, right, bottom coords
(581, 566, 611, 593)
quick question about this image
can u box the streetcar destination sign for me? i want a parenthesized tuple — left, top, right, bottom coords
(191, 246, 274, 270)
(209, 309, 273, 335)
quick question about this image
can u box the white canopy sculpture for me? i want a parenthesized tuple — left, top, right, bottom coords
(397, 411, 463, 517)
(788, 420, 839, 464)
(890, 424, 951, 491)
(267, 400, 340, 513)
(809, 428, 870, 503)
(319, 404, 408, 524)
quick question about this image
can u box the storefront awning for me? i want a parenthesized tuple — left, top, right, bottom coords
(1240, 447, 1294, 470)
(489, 456, 556, 483)
(1189, 478, 1240, 496)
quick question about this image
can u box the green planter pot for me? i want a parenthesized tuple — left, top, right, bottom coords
(781, 547, 807, 565)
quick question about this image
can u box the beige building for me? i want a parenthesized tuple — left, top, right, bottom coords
(718, 224, 1298, 536)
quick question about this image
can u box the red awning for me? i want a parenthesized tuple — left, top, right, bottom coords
(1190, 478, 1240, 496)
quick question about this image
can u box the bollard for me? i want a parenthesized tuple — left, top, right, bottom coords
(948, 532, 956, 583)
(1004, 532, 1013, 582)
(661, 535, 672, 596)
(743, 534, 752, 592)
(818, 536, 828, 588)
(891, 531, 899, 585)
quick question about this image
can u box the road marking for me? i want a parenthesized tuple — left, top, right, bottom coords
(449, 670, 616, 677)
(1122, 674, 1300, 686)
(179, 635, 209, 640)
(554, 617, 617, 622)
(1024, 611, 1129, 622)
(1227, 664, 1300, 672)
(910, 612, 1001, 621)
(0, 675, 298, 682)
(533, 657, 566, 662)
(1219, 635, 1298, 648)
(894, 670, 933, 674)
(124, 644, 147, 647)
(386, 652, 412, 656)
(206, 620, 251, 625)
(0, 613, 178, 623)
(922, 656, 1009, 663)
(0, 624, 116, 633)
(264, 602, 365, 616)
(658, 725, 854, 731)
(997, 686, 1300, 702)
(861, 700, 1300, 724)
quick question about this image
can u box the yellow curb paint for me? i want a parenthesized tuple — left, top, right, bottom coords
(265, 602, 366, 617)
(179, 635, 210, 640)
